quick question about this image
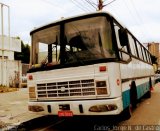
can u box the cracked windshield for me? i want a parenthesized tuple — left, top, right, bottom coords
(32, 16, 115, 67)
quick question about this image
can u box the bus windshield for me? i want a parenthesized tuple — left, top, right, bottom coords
(31, 16, 115, 68)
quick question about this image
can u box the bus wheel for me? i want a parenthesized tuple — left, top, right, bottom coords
(145, 90, 151, 98)
(130, 82, 137, 108)
(121, 104, 132, 120)
(144, 79, 152, 98)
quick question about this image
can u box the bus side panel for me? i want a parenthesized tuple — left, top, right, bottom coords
(107, 63, 122, 97)
(122, 89, 130, 109)
(122, 78, 150, 110)
(121, 81, 131, 109)
(136, 78, 150, 99)
(151, 76, 155, 87)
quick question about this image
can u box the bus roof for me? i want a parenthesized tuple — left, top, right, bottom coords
(30, 11, 126, 35)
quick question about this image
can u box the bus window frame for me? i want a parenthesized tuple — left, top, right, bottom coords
(136, 41, 143, 60)
(141, 46, 147, 62)
(134, 39, 139, 58)
(111, 17, 153, 65)
(111, 19, 131, 63)
(128, 33, 138, 57)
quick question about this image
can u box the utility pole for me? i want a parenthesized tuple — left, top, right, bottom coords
(97, 0, 117, 11)
(0, 3, 10, 86)
(98, 0, 104, 11)
(1, 4, 4, 86)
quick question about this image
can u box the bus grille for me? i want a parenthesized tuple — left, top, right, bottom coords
(37, 79, 95, 98)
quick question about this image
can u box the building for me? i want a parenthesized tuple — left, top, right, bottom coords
(0, 36, 21, 59)
(148, 42, 160, 67)
(0, 35, 21, 87)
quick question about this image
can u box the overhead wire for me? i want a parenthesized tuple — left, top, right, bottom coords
(124, 0, 147, 42)
(41, 0, 90, 13)
(40, 0, 64, 9)
(123, 0, 140, 26)
(105, 0, 117, 6)
(87, 0, 98, 6)
(71, 0, 92, 12)
(102, 0, 148, 43)
(130, 0, 143, 22)
(81, 0, 96, 11)
(123, 0, 148, 43)
(105, 1, 121, 21)
(129, 0, 150, 43)
(93, 0, 150, 43)
(103, 0, 131, 25)
(41, 0, 152, 43)
(124, 0, 149, 43)
(83, 0, 97, 10)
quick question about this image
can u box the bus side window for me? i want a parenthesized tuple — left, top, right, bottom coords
(148, 53, 152, 64)
(128, 34, 138, 57)
(134, 39, 139, 58)
(146, 49, 152, 64)
(145, 49, 149, 63)
(140, 45, 144, 60)
(141, 46, 147, 62)
(136, 41, 143, 60)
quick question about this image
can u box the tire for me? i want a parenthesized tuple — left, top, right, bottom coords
(145, 90, 151, 98)
(144, 78, 152, 98)
(121, 81, 137, 120)
(121, 104, 132, 120)
(130, 82, 137, 108)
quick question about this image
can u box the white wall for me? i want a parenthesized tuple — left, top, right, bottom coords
(0, 36, 22, 87)
(0, 51, 14, 60)
(0, 59, 22, 87)
(0, 36, 21, 52)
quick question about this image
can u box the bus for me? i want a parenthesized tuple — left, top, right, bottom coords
(27, 12, 155, 119)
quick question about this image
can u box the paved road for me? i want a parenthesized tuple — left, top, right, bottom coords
(120, 83, 160, 126)
(1, 83, 160, 130)
(32, 83, 160, 131)
(25, 83, 160, 131)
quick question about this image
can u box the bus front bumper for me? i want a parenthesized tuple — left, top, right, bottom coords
(28, 97, 123, 116)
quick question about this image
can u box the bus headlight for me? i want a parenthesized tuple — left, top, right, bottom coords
(96, 81, 106, 87)
(96, 81, 107, 95)
(29, 86, 36, 99)
(28, 105, 44, 112)
(89, 104, 117, 112)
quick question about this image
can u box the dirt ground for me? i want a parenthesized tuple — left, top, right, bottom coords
(0, 88, 43, 130)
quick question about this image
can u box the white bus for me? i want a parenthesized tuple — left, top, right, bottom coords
(28, 12, 155, 119)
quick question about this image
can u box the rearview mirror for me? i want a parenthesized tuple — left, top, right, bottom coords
(118, 28, 129, 47)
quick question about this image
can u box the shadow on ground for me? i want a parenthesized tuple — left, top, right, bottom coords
(15, 114, 126, 131)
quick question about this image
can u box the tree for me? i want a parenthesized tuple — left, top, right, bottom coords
(151, 55, 158, 64)
(14, 38, 30, 64)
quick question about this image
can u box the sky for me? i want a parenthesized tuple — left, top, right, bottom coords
(0, 0, 160, 44)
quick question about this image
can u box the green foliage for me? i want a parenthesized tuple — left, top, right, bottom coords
(151, 55, 158, 64)
(14, 39, 30, 64)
